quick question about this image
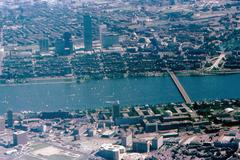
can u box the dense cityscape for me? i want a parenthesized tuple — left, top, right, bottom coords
(0, 0, 240, 160)
(0, 0, 240, 83)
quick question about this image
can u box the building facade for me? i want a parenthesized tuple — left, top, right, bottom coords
(83, 15, 93, 50)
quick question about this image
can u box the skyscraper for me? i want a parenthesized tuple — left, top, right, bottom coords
(112, 101, 120, 121)
(99, 24, 107, 48)
(13, 131, 28, 146)
(7, 110, 13, 128)
(55, 38, 65, 55)
(63, 32, 73, 55)
(122, 132, 132, 147)
(151, 136, 163, 150)
(39, 38, 49, 52)
(83, 14, 93, 50)
(55, 32, 73, 56)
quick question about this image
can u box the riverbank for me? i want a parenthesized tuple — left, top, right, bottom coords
(174, 69, 240, 77)
(1, 69, 240, 86)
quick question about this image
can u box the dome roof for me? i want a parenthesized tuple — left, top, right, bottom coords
(224, 108, 234, 113)
(165, 110, 173, 116)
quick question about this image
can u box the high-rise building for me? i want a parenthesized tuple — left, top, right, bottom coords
(0, 116, 5, 131)
(39, 38, 49, 52)
(55, 38, 65, 55)
(55, 32, 73, 56)
(13, 131, 28, 146)
(83, 14, 93, 50)
(169, 0, 176, 5)
(151, 136, 163, 150)
(63, 32, 73, 55)
(99, 24, 107, 45)
(112, 101, 120, 121)
(121, 132, 132, 147)
(101, 33, 119, 49)
(99, 24, 119, 49)
(7, 110, 13, 128)
(133, 140, 151, 153)
(63, 32, 72, 41)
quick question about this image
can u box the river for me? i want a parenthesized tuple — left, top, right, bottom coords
(0, 74, 240, 114)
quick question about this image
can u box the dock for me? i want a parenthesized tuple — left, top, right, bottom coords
(168, 71, 192, 104)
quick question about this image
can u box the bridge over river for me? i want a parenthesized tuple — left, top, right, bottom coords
(168, 71, 192, 104)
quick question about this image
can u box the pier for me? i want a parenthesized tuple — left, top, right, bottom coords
(168, 71, 192, 104)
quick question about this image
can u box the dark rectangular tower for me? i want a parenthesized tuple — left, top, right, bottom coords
(112, 101, 120, 121)
(39, 38, 49, 52)
(7, 110, 13, 128)
(83, 15, 93, 51)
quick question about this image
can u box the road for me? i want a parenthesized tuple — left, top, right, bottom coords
(205, 53, 226, 71)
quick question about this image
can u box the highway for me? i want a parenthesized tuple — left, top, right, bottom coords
(168, 71, 192, 104)
(205, 53, 226, 71)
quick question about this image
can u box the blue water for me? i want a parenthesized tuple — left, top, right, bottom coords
(0, 74, 240, 114)
(179, 74, 240, 101)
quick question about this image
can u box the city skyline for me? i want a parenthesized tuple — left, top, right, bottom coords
(0, 0, 240, 160)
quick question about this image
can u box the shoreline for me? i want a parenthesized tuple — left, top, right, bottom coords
(1, 97, 240, 115)
(174, 69, 240, 77)
(0, 69, 240, 87)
